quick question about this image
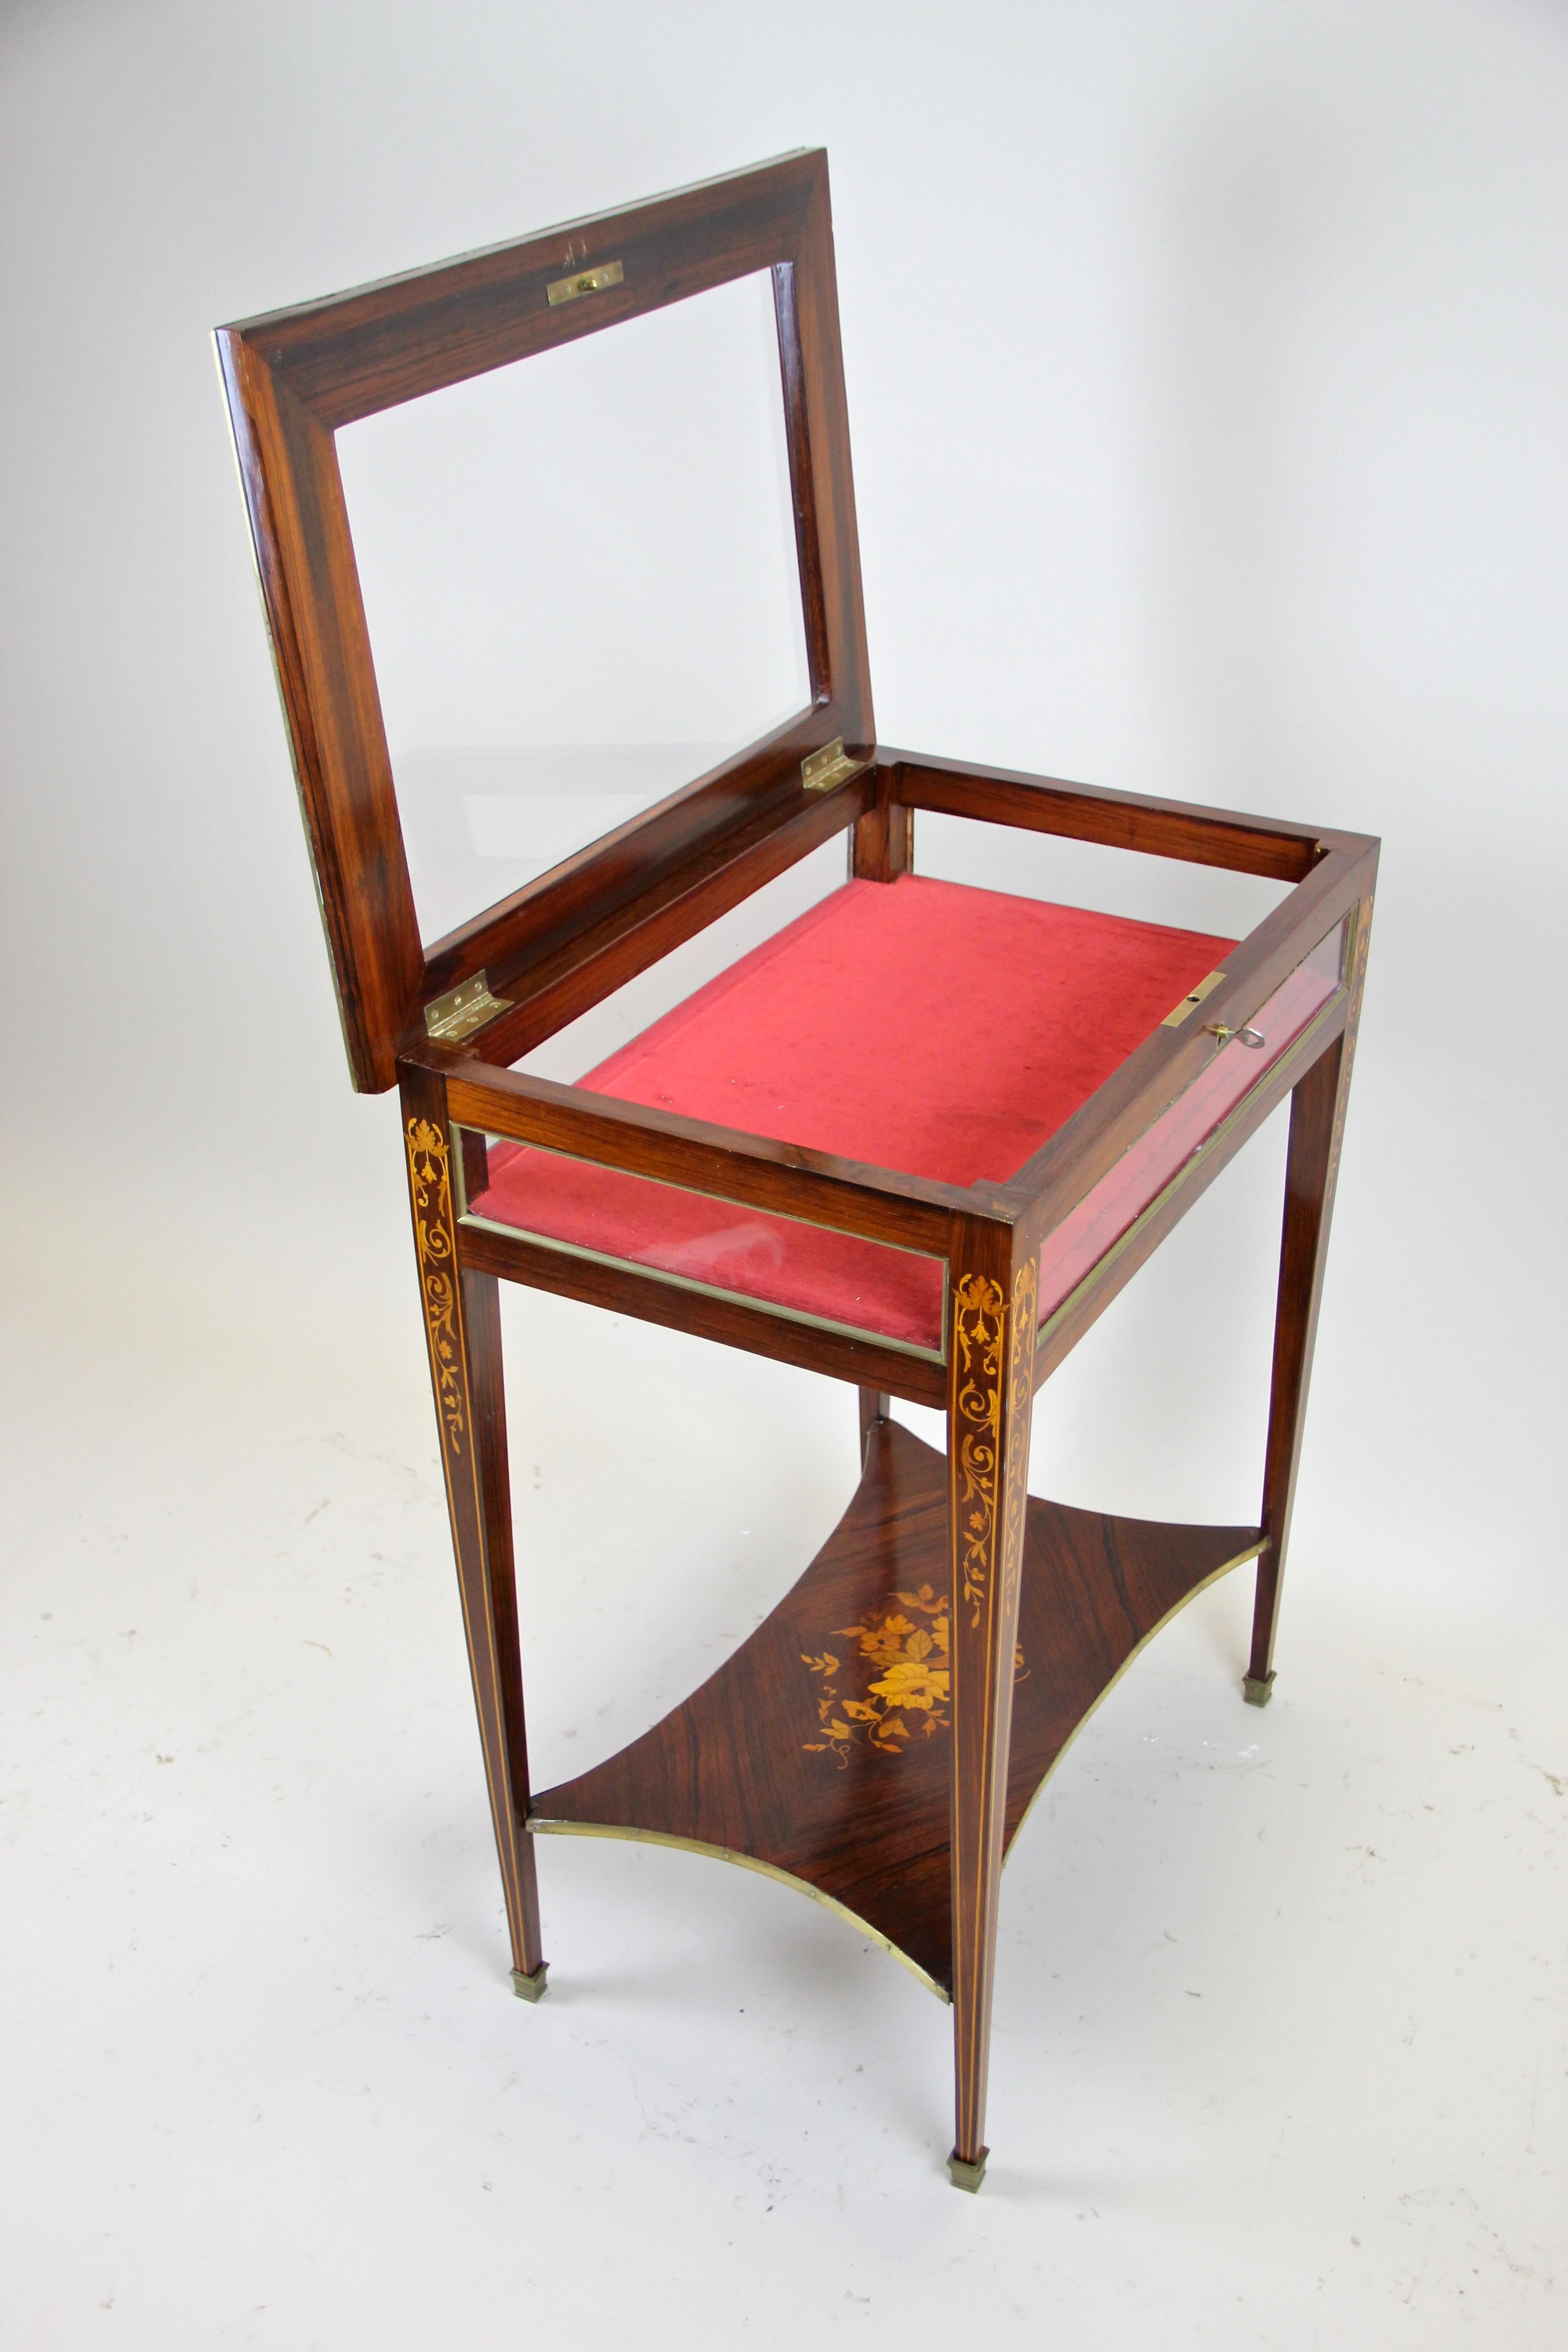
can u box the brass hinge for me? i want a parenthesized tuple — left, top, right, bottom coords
(1161, 969, 1226, 1027)
(546, 259, 624, 306)
(801, 737, 869, 792)
(424, 972, 514, 1044)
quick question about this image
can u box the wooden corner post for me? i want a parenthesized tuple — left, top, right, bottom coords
(399, 1065, 547, 1997)
(1247, 894, 1375, 1704)
(946, 1214, 1038, 2190)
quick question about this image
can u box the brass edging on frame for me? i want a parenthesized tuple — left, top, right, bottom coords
(1035, 988, 1349, 1359)
(451, 1118, 951, 1364)
(1004, 1538, 1268, 1855)
(457, 1204, 950, 1365)
(546, 258, 625, 305)
(525, 1818, 951, 2003)
(528, 1536, 1269, 2001)
(454, 1125, 946, 1265)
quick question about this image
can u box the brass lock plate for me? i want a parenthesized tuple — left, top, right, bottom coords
(1160, 969, 1226, 1027)
(546, 260, 625, 306)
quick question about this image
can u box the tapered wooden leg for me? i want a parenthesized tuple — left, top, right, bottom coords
(857, 1387, 891, 1467)
(947, 1222, 1038, 2189)
(463, 1267, 546, 1990)
(402, 1077, 546, 1996)
(1247, 900, 1373, 1704)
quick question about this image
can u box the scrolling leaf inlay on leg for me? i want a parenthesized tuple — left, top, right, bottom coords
(952, 1274, 1006, 1628)
(406, 1116, 465, 1455)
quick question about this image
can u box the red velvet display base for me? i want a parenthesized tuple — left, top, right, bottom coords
(469, 876, 1233, 1349)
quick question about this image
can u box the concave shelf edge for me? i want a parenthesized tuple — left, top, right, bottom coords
(528, 1422, 1262, 1997)
(526, 1816, 952, 2001)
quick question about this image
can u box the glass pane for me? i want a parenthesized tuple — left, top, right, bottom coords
(456, 1133, 946, 1359)
(913, 810, 1296, 945)
(1036, 923, 1346, 1328)
(336, 271, 811, 946)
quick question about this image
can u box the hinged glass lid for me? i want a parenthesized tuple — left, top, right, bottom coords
(216, 151, 871, 1093)
(336, 267, 812, 949)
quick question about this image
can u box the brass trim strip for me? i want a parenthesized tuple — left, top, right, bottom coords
(457, 1205, 951, 1364)
(1037, 988, 1348, 1354)
(526, 1818, 951, 2003)
(546, 259, 624, 306)
(453, 1123, 951, 1365)
(529, 1532, 1266, 2001)
(1004, 1537, 1267, 1852)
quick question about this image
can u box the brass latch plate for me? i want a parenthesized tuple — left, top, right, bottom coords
(801, 737, 868, 793)
(424, 972, 514, 1044)
(546, 259, 624, 306)
(1161, 969, 1226, 1028)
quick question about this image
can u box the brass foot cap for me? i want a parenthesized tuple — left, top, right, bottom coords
(511, 1963, 549, 2003)
(947, 2147, 988, 2193)
(1242, 1671, 1276, 1709)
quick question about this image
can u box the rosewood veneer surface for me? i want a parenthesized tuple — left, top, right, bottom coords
(214, 146, 1377, 2185)
(532, 1421, 1262, 1995)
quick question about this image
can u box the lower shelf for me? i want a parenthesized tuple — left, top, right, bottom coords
(530, 1420, 1261, 1997)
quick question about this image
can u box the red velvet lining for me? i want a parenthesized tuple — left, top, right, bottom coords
(470, 876, 1234, 1347)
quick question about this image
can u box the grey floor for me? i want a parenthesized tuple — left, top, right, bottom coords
(4, 1170, 1561, 2352)
(5, 3, 1565, 2339)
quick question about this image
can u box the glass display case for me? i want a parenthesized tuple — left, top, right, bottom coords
(216, 150, 1377, 2192)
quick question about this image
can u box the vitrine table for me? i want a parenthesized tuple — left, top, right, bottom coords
(216, 150, 1376, 2190)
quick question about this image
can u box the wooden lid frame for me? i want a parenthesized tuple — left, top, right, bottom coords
(215, 154, 1383, 2178)
(217, 150, 871, 1092)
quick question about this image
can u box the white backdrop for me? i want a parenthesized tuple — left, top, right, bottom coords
(2, 3, 1564, 2346)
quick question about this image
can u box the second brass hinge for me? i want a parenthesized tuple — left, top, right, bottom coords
(424, 971, 514, 1043)
(802, 737, 870, 792)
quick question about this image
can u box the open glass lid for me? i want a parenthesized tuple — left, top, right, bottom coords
(216, 152, 872, 1091)
(335, 267, 811, 949)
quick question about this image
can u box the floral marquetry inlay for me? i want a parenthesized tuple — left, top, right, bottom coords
(406, 1115, 465, 1455)
(802, 1586, 1025, 1767)
(803, 1585, 950, 1762)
